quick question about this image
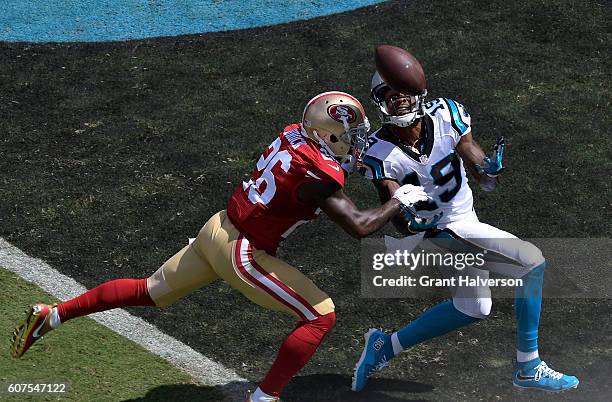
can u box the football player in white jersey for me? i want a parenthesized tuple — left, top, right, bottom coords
(352, 46, 579, 393)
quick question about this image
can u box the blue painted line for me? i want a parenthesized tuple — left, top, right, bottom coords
(1, 0, 385, 43)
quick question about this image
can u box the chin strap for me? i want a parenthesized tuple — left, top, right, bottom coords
(377, 92, 427, 128)
(312, 115, 370, 170)
(311, 129, 338, 158)
(382, 111, 419, 127)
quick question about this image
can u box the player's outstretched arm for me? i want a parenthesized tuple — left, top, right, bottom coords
(372, 178, 414, 236)
(456, 133, 501, 192)
(298, 181, 400, 238)
(370, 179, 442, 236)
(298, 181, 428, 239)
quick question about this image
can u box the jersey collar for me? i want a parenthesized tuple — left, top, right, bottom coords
(379, 115, 435, 164)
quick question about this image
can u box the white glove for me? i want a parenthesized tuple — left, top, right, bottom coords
(392, 184, 431, 215)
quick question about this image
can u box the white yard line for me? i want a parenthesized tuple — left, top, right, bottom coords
(0, 238, 251, 401)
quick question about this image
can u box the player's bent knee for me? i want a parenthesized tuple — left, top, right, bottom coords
(314, 297, 335, 317)
(477, 298, 493, 318)
(293, 311, 336, 347)
(518, 241, 545, 270)
(146, 268, 175, 307)
(308, 311, 336, 333)
(321, 310, 337, 331)
(453, 297, 491, 319)
(519, 260, 546, 282)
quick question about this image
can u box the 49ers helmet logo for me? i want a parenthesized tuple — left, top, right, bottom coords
(327, 104, 357, 123)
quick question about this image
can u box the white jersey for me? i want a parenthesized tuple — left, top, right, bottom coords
(365, 99, 547, 320)
(361, 98, 474, 224)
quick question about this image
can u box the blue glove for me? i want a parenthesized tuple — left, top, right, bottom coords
(409, 212, 443, 233)
(477, 137, 505, 177)
(399, 204, 443, 233)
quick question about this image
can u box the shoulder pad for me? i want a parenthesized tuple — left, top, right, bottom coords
(425, 98, 471, 137)
(300, 143, 345, 187)
(361, 135, 402, 181)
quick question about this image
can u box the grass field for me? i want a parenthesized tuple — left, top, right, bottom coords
(0, 268, 227, 401)
(1, 0, 610, 401)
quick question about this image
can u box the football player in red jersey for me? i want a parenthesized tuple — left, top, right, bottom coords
(11, 91, 430, 402)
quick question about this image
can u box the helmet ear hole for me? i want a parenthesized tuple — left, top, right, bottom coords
(330, 135, 339, 143)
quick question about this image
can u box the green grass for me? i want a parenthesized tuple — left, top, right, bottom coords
(0, 0, 610, 400)
(0, 268, 224, 401)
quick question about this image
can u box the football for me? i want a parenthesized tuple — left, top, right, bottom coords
(374, 45, 426, 95)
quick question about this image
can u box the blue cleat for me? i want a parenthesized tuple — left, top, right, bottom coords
(352, 328, 394, 392)
(513, 358, 579, 393)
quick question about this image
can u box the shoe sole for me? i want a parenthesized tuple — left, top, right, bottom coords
(513, 382, 579, 393)
(351, 328, 380, 392)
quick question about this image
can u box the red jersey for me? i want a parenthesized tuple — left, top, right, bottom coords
(227, 123, 345, 254)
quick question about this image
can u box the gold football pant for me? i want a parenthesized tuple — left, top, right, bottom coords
(146, 210, 334, 321)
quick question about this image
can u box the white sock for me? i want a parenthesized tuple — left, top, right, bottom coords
(391, 332, 404, 356)
(250, 387, 277, 402)
(49, 307, 61, 329)
(517, 349, 539, 363)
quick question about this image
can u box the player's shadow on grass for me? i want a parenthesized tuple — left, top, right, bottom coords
(284, 373, 433, 401)
(122, 383, 228, 401)
(123, 380, 251, 402)
(123, 374, 432, 401)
